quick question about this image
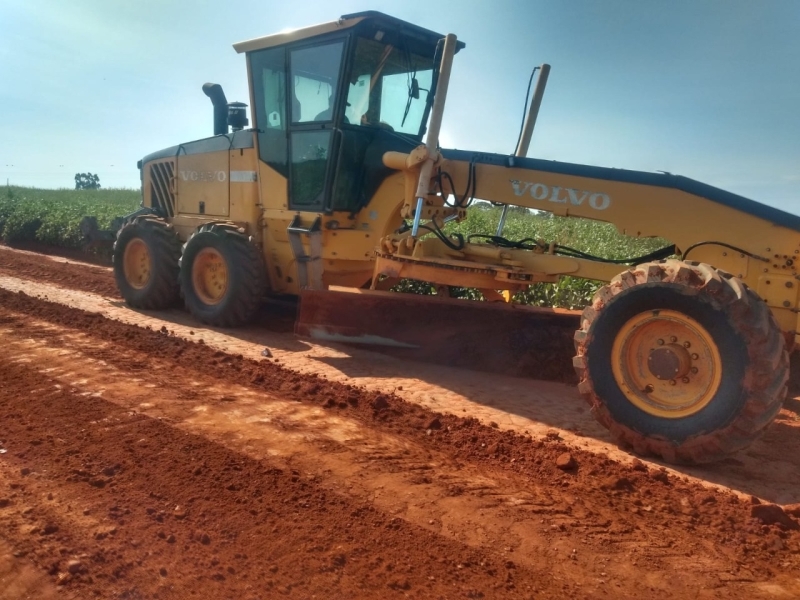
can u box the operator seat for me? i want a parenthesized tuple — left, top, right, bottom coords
(314, 94, 333, 122)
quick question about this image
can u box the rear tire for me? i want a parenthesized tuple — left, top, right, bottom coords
(179, 223, 267, 327)
(573, 259, 788, 464)
(113, 216, 181, 309)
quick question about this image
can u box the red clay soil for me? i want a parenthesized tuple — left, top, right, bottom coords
(0, 247, 581, 382)
(1, 288, 800, 598)
(0, 241, 113, 267)
(0, 246, 118, 298)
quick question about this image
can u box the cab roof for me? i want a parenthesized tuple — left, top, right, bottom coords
(233, 11, 465, 54)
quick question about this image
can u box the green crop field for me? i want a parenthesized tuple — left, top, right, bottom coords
(0, 186, 140, 248)
(0, 185, 669, 308)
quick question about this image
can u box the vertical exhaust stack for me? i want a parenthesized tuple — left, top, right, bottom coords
(202, 83, 229, 136)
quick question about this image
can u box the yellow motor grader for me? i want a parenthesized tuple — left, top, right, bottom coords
(115, 11, 798, 463)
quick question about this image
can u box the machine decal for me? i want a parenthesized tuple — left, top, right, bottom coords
(230, 170, 257, 183)
(179, 170, 227, 183)
(510, 179, 611, 210)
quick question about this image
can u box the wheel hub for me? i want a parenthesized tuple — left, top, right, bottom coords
(611, 310, 722, 419)
(192, 247, 229, 306)
(122, 238, 151, 290)
(648, 344, 692, 380)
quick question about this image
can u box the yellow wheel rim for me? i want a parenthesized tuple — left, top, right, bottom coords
(611, 309, 722, 419)
(191, 247, 228, 306)
(122, 238, 151, 290)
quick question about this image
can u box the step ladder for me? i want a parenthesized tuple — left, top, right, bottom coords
(287, 215, 323, 290)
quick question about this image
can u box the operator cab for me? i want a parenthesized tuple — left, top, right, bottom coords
(235, 11, 464, 214)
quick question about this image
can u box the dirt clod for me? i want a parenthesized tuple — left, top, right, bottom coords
(425, 417, 442, 430)
(751, 504, 800, 530)
(66, 560, 83, 575)
(41, 523, 59, 535)
(555, 453, 576, 470)
(371, 395, 390, 411)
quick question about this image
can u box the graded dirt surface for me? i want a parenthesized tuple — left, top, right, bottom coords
(0, 246, 117, 298)
(1, 247, 800, 599)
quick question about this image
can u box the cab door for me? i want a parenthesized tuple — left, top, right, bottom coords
(287, 40, 345, 213)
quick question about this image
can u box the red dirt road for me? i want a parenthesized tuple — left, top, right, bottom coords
(1, 247, 800, 598)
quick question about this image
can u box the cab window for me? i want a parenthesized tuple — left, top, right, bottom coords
(345, 37, 434, 136)
(290, 42, 344, 123)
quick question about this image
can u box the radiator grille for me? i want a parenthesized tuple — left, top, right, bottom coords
(149, 161, 176, 217)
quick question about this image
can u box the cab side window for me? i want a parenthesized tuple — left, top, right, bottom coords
(290, 43, 344, 123)
(251, 47, 288, 176)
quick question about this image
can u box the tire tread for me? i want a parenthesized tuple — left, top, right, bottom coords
(573, 259, 788, 464)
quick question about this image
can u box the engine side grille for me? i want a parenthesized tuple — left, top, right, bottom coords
(149, 161, 176, 217)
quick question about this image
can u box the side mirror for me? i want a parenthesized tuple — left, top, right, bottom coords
(411, 78, 420, 100)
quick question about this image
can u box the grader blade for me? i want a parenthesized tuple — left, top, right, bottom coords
(296, 288, 581, 382)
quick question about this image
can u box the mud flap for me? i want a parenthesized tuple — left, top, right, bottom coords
(296, 287, 581, 382)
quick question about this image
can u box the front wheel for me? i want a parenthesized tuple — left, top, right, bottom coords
(179, 223, 267, 327)
(573, 259, 788, 464)
(113, 216, 181, 309)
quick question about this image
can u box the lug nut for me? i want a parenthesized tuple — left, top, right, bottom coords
(644, 384, 654, 394)
(691, 367, 698, 374)
(682, 377, 690, 383)
(669, 336, 677, 343)
(691, 353, 699, 360)
(669, 380, 676, 386)
(657, 339, 664, 346)
(683, 341, 691, 348)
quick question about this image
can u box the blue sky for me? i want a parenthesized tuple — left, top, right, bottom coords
(1, 0, 798, 213)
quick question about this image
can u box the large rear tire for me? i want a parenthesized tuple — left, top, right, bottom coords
(179, 223, 267, 327)
(113, 216, 181, 309)
(573, 259, 788, 464)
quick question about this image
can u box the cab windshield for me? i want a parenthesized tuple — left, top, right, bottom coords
(345, 36, 435, 137)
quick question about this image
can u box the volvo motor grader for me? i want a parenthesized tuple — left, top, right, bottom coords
(115, 11, 799, 464)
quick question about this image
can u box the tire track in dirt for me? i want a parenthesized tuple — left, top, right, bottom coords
(0, 317, 744, 597)
(0, 355, 562, 599)
(1, 293, 800, 598)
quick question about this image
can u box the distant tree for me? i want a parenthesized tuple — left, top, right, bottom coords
(75, 172, 101, 190)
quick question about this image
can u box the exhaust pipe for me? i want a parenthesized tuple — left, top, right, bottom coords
(202, 82, 228, 136)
